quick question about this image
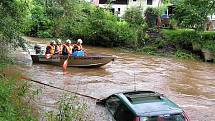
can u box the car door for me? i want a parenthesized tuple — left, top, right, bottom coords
(113, 103, 134, 121)
(105, 95, 121, 117)
(105, 96, 134, 121)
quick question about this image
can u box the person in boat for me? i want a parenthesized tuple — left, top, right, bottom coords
(45, 40, 56, 55)
(62, 39, 73, 55)
(55, 38, 63, 55)
(72, 39, 85, 57)
(75, 39, 83, 51)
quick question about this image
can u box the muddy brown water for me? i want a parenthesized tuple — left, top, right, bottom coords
(16, 37, 215, 121)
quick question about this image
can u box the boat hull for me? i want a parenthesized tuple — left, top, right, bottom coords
(31, 53, 115, 67)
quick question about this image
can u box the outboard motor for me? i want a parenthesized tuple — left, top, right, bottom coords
(34, 44, 42, 54)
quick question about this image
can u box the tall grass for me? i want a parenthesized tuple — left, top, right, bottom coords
(0, 66, 38, 121)
(45, 94, 88, 121)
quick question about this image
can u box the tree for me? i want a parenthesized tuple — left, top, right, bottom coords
(173, 0, 215, 31)
(123, 7, 145, 25)
(0, 0, 30, 63)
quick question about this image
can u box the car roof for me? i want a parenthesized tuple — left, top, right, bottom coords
(113, 91, 183, 117)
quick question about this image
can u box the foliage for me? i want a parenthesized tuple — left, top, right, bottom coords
(162, 29, 199, 50)
(123, 7, 145, 25)
(173, 0, 215, 31)
(202, 41, 215, 52)
(37, 30, 53, 38)
(0, 0, 29, 47)
(200, 31, 215, 41)
(0, 0, 30, 65)
(136, 46, 157, 55)
(169, 19, 178, 29)
(0, 69, 38, 121)
(169, 19, 178, 24)
(144, 7, 160, 28)
(175, 50, 195, 59)
(161, 29, 215, 60)
(45, 94, 87, 121)
(123, 7, 148, 47)
(24, 0, 140, 48)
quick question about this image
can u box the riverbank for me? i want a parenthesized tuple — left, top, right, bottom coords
(0, 65, 38, 121)
(114, 29, 215, 63)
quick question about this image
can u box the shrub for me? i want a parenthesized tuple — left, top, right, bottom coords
(115, 21, 138, 47)
(200, 31, 215, 41)
(123, 7, 145, 25)
(202, 41, 215, 52)
(172, 0, 214, 31)
(136, 46, 157, 55)
(175, 50, 195, 59)
(37, 30, 53, 38)
(144, 7, 159, 28)
(45, 94, 87, 121)
(162, 29, 199, 50)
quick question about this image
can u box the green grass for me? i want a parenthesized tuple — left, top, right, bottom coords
(0, 66, 38, 121)
(45, 94, 88, 121)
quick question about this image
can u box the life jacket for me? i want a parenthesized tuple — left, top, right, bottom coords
(63, 44, 73, 55)
(47, 45, 55, 55)
(74, 44, 82, 51)
(56, 44, 63, 54)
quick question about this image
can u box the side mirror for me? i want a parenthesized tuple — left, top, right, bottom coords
(96, 99, 106, 106)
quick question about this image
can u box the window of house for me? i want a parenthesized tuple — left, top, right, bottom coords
(110, 8, 115, 15)
(133, 0, 137, 1)
(147, 0, 153, 5)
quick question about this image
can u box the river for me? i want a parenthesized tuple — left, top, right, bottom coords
(17, 37, 215, 121)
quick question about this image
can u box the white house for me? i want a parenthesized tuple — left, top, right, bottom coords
(91, 0, 163, 17)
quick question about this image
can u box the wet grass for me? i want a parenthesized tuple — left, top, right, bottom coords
(0, 65, 38, 121)
(45, 94, 89, 121)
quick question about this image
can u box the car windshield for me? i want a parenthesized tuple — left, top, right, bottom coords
(140, 113, 186, 121)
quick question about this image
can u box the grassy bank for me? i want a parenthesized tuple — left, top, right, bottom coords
(0, 65, 38, 121)
(128, 29, 215, 61)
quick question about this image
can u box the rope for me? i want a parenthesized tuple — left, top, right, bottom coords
(21, 77, 100, 101)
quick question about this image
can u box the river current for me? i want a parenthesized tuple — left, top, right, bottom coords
(15, 37, 215, 121)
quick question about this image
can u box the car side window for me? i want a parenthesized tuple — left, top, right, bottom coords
(114, 103, 134, 121)
(106, 96, 121, 115)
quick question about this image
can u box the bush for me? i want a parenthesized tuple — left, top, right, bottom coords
(172, 0, 213, 31)
(202, 41, 215, 52)
(88, 19, 137, 47)
(175, 50, 195, 59)
(200, 31, 215, 41)
(144, 7, 159, 28)
(45, 94, 87, 121)
(162, 29, 199, 50)
(123, 7, 145, 25)
(136, 46, 157, 55)
(37, 30, 53, 38)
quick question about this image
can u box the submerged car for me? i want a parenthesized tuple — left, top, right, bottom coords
(97, 91, 189, 121)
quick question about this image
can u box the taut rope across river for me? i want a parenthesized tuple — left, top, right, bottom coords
(21, 76, 100, 101)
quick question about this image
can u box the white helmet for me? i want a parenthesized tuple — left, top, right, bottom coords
(50, 40, 56, 44)
(66, 39, 71, 44)
(77, 39, 83, 44)
(56, 38, 62, 44)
